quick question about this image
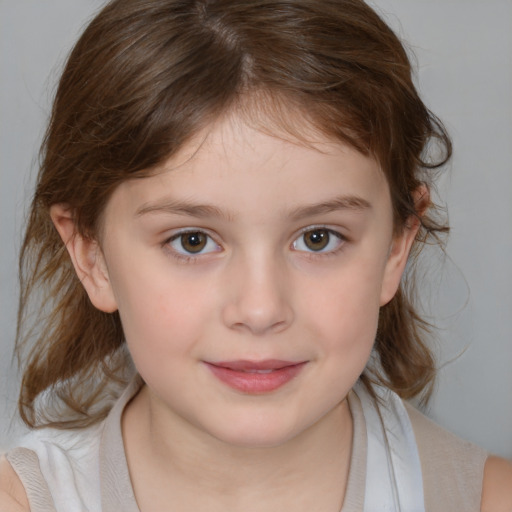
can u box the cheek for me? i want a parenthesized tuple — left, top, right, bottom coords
(115, 279, 213, 388)
(298, 254, 386, 355)
(107, 255, 214, 357)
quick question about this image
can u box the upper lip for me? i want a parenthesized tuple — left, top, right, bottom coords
(207, 360, 304, 371)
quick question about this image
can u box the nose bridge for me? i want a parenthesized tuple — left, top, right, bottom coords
(222, 246, 293, 335)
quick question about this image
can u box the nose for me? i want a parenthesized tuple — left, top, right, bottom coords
(221, 252, 294, 336)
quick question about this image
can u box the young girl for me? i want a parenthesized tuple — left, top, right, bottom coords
(1, 0, 511, 510)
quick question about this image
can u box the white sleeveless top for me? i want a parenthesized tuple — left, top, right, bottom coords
(6, 379, 487, 512)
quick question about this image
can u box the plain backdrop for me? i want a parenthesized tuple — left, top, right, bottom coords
(1, 0, 511, 457)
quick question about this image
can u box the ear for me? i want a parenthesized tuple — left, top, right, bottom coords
(379, 185, 429, 306)
(50, 204, 118, 313)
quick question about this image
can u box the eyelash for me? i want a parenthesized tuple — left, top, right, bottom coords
(163, 226, 347, 263)
(291, 226, 346, 258)
(164, 230, 221, 263)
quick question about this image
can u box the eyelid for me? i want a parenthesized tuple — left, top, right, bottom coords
(165, 228, 222, 258)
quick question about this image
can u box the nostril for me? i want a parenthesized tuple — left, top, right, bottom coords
(222, 298, 294, 335)
(221, 260, 294, 335)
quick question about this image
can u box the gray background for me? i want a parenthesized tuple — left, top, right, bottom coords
(1, 1, 511, 457)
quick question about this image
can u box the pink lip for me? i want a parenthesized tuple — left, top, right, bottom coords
(205, 360, 307, 394)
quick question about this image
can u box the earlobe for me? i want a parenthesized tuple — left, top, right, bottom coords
(50, 204, 118, 313)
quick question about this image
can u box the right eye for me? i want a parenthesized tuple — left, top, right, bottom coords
(168, 231, 221, 255)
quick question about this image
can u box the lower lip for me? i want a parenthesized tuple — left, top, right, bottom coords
(205, 362, 306, 394)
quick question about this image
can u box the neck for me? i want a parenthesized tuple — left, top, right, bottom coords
(123, 385, 353, 512)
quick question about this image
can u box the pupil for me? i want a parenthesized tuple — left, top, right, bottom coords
(187, 234, 202, 246)
(182, 232, 206, 253)
(305, 229, 329, 251)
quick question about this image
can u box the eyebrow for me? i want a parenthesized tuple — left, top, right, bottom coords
(288, 195, 372, 220)
(135, 195, 371, 221)
(135, 199, 235, 221)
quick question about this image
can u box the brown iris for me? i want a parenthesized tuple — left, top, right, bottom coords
(303, 229, 330, 251)
(180, 232, 207, 253)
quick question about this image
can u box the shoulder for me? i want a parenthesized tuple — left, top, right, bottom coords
(406, 402, 512, 511)
(0, 455, 30, 511)
(481, 455, 512, 512)
(404, 401, 488, 467)
(404, 402, 489, 510)
(1, 425, 103, 512)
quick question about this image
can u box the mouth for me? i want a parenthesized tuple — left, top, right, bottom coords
(204, 360, 307, 394)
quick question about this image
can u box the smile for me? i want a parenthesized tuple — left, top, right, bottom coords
(204, 360, 307, 394)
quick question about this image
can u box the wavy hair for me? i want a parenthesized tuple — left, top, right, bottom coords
(17, 0, 450, 428)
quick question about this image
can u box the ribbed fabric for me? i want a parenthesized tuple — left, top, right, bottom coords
(7, 448, 56, 512)
(406, 403, 488, 511)
(7, 420, 104, 512)
(6, 379, 488, 512)
(99, 379, 140, 512)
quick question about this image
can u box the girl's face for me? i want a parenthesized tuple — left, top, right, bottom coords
(85, 114, 415, 447)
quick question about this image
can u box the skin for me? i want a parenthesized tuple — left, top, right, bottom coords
(0, 457, 28, 511)
(1, 114, 511, 510)
(69, 115, 413, 511)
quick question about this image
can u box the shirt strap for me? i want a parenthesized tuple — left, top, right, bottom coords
(353, 381, 425, 512)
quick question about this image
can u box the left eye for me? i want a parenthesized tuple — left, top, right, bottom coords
(292, 228, 343, 253)
(168, 231, 220, 255)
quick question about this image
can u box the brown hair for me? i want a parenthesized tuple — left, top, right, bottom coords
(17, 0, 451, 429)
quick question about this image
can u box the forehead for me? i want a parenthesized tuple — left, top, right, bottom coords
(155, 91, 375, 171)
(105, 112, 391, 224)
